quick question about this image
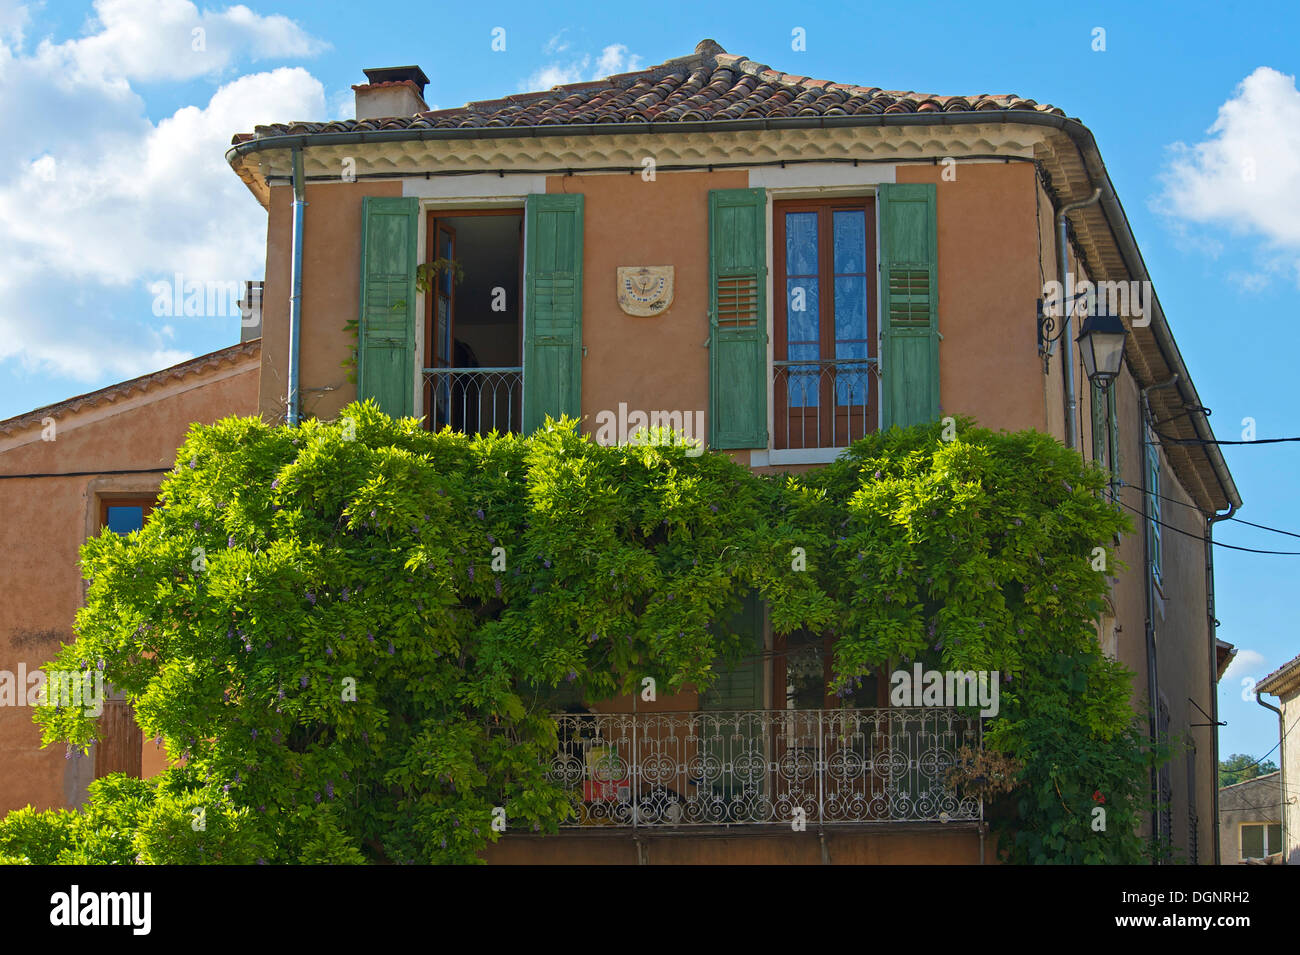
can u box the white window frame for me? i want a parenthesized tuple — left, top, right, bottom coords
(1240, 821, 1282, 858)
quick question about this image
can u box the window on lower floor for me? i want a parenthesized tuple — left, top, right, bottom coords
(100, 497, 155, 534)
(1241, 822, 1282, 859)
(94, 495, 156, 779)
(773, 198, 877, 450)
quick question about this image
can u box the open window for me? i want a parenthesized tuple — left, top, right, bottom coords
(422, 209, 524, 435)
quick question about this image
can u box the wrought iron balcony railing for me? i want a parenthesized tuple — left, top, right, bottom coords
(549, 707, 981, 828)
(773, 357, 876, 451)
(422, 367, 523, 436)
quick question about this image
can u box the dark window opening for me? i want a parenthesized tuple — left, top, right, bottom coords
(423, 210, 524, 436)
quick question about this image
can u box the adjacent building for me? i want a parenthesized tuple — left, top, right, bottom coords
(1219, 771, 1284, 864)
(1255, 653, 1300, 864)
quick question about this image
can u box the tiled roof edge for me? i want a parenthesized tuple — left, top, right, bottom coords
(0, 339, 261, 437)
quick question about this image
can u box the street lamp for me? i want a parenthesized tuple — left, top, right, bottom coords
(1076, 310, 1128, 386)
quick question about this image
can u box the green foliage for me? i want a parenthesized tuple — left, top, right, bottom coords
(1219, 753, 1278, 788)
(13, 407, 1160, 864)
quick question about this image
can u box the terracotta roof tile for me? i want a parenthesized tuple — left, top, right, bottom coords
(234, 39, 1064, 143)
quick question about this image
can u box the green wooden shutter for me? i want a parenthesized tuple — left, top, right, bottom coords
(1091, 381, 1108, 464)
(701, 591, 765, 711)
(523, 193, 584, 433)
(1147, 435, 1163, 586)
(878, 183, 940, 429)
(701, 591, 765, 812)
(1107, 381, 1121, 485)
(357, 197, 419, 417)
(708, 188, 768, 449)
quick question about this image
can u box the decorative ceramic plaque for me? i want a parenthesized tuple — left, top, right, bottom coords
(617, 266, 674, 316)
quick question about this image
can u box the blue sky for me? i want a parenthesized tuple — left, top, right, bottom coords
(2, 0, 1295, 763)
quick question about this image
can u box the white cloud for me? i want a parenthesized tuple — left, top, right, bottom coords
(1157, 67, 1300, 285)
(1223, 648, 1268, 685)
(543, 30, 570, 56)
(523, 42, 644, 92)
(44, 0, 326, 84)
(594, 44, 641, 77)
(0, 0, 29, 47)
(0, 2, 325, 383)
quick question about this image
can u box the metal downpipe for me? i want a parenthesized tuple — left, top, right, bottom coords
(1206, 501, 1235, 864)
(1255, 693, 1285, 861)
(287, 146, 306, 426)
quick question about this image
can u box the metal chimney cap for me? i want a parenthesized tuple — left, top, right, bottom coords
(361, 65, 430, 93)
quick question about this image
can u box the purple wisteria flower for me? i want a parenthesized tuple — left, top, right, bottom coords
(306, 591, 316, 605)
(325, 647, 334, 657)
(475, 509, 485, 520)
(271, 479, 280, 490)
(228, 536, 236, 548)
(494, 579, 502, 597)
(300, 676, 309, 689)
(387, 641, 395, 655)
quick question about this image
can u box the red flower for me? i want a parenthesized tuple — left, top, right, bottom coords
(1092, 790, 1105, 804)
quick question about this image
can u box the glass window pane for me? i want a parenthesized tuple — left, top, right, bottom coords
(785, 212, 818, 275)
(787, 343, 820, 408)
(833, 275, 868, 343)
(834, 341, 870, 406)
(1267, 823, 1282, 854)
(438, 232, 454, 295)
(786, 278, 820, 345)
(833, 210, 866, 273)
(1241, 824, 1264, 858)
(105, 506, 144, 534)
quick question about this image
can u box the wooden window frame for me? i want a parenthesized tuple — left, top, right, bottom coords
(99, 496, 156, 533)
(773, 197, 878, 450)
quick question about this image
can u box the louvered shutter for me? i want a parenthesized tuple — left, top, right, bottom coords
(878, 183, 940, 429)
(701, 591, 765, 809)
(357, 197, 419, 417)
(709, 188, 768, 449)
(523, 193, 584, 433)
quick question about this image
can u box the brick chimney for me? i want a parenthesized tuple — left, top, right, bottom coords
(353, 65, 430, 120)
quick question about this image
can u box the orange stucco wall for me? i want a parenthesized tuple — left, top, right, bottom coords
(0, 357, 259, 813)
(547, 171, 748, 439)
(895, 162, 1046, 434)
(259, 180, 403, 423)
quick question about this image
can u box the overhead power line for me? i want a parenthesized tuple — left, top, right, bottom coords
(1157, 432, 1300, 446)
(1112, 498, 1300, 555)
(1112, 481, 1300, 541)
